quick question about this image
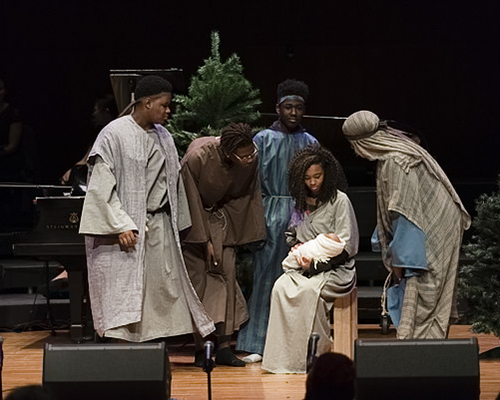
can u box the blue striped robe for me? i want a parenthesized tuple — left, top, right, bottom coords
(376, 157, 469, 338)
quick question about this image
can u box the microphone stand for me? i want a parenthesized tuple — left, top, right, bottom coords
(202, 341, 215, 400)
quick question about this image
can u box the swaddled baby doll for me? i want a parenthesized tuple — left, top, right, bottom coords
(282, 232, 346, 275)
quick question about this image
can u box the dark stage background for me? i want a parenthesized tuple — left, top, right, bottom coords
(2, 1, 499, 191)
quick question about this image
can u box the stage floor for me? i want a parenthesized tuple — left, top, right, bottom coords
(2, 324, 500, 399)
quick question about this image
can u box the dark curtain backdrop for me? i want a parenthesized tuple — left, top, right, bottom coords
(1, 0, 499, 184)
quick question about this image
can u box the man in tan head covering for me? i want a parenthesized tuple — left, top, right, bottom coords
(343, 110, 470, 339)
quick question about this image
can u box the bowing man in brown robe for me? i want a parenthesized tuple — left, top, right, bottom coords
(181, 123, 266, 367)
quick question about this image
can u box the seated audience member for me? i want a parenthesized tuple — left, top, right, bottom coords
(304, 352, 355, 400)
(5, 385, 53, 400)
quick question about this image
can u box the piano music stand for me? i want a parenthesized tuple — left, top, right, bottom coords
(109, 69, 186, 114)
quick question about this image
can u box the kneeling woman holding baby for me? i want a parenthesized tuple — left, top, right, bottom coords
(262, 144, 359, 374)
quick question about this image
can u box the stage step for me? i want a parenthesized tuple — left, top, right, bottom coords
(1, 258, 63, 291)
(357, 286, 384, 322)
(0, 233, 16, 256)
(0, 258, 69, 329)
(0, 293, 70, 329)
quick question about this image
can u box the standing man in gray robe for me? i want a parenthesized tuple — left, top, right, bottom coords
(342, 110, 470, 339)
(79, 76, 214, 342)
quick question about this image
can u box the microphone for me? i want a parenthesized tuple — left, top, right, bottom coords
(307, 333, 320, 372)
(203, 340, 215, 372)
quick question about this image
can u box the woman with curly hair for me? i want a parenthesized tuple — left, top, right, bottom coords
(261, 144, 358, 374)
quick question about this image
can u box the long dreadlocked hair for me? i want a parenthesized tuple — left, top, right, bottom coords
(277, 79, 309, 102)
(288, 144, 348, 213)
(220, 122, 254, 156)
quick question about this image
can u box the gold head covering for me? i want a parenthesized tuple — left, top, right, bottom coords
(342, 110, 424, 167)
(342, 110, 471, 229)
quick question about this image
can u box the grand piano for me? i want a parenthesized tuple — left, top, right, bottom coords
(13, 195, 93, 343)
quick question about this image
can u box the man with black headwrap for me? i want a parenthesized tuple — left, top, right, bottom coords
(80, 75, 214, 342)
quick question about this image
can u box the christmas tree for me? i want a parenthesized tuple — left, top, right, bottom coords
(458, 175, 500, 337)
(168, 31, 261, 155)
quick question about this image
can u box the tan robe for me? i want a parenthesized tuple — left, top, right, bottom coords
(181, 136, 266, 335)
(262, 191, 358, 374)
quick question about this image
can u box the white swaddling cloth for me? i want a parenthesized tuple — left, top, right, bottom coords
(282, 233, 346, 271)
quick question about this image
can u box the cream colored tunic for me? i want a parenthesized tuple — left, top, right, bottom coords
(262, 191, 358, 374)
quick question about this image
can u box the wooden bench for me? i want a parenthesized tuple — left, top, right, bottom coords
(333, 287, 358, 358)
(332, 187, 381, 357)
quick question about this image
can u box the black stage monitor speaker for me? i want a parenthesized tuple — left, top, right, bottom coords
(43, 342, 170, 400)
(355, 338, 480, 400)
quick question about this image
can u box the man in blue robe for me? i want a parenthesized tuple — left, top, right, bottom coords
(236, 79, 318, 361)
